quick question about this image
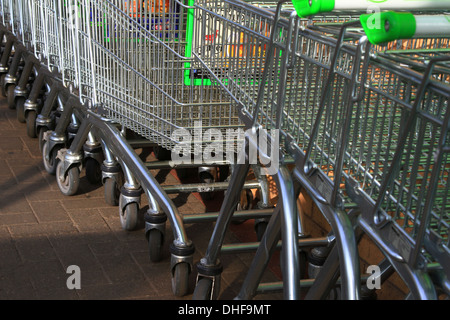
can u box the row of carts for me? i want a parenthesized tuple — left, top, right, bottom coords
(0, 0, 449, 299)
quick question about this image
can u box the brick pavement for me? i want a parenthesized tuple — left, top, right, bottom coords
(0, 98, 283, 300)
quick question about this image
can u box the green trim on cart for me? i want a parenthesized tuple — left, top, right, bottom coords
(360, 11, 416, 45)
(291, 0, 335, 18)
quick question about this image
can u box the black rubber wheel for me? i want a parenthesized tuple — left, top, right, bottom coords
(16, 96, 25, 123)
(56, 161, 80, 196)
(6, 84, 15, 109)
(85, 157, 102, 185)
(172, 262, 190, 297)
(147, 229, 163, 262)
(26, 110, 37, 138)
(120, 202, 139, 231)
(104, 177, 120, 206)
(192, 277, 214, 300)
(42, 140, 59, 175)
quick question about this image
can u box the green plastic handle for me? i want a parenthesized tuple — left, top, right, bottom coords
(360, 11, 416, 45)
(291, 0, 335, 17)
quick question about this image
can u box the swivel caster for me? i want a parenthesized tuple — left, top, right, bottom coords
(56, 161, 80, 196)
(42, 140, 61, 175)
(104, 177, 121, 206)
(120, 202, 139, 231)
(172, 262, 190, 297)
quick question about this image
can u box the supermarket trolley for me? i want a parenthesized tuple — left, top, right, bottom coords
(286, 1, 450, 299)
(46, 0, 276, 297)
(191, 0, 450, 299)
(186, 0, 361, 299)
(278, 7, 449, 299)
(352, 12, 450, 298)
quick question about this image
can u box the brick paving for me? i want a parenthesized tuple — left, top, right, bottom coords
(0, 98, 283, 300)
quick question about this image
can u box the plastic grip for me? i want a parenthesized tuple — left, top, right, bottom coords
(291, 0, 335, 17)
(360, 11, 416, 45)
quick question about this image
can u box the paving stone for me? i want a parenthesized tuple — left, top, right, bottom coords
(14, 236, 58, 262)
(0, 212, 38, 225)
(66, 208, 110, 232)
(76, 280, 156, 300)
(29, 200, 70, 223)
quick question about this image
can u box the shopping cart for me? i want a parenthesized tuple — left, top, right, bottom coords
(42, 0, 278, 297)
(349, 11, 450, 298)
(285, 7, 449, 299)
(184, 0, 361, 299)
(289, 2, 450, 298)
(191, 0, 450, 299)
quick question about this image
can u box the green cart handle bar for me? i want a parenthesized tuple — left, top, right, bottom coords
(361, 12, 450, 44)
(291, 0, 450, 17)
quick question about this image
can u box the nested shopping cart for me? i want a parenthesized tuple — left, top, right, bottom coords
(190, 0, 450, 299)
(288, 1, 450, 299)
(41, 0, 279, 297)
(185, 0, 361, 299)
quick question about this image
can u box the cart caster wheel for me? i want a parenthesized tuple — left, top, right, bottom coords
(104, 177, 120, 206)
(192, 278, 214, 300)
(6, 85, 15, 109)
(38, 127, 48, 152)
(85, 158, 101, 185)
(26, 110, 37, 138)
(16, 97, 25, 123)
(172, 262, 190, 297)
(147, 229, 163, 262)
(42, 140, 59, 175)
(120, 202, 139, 231)
(56, 161, 80, 196)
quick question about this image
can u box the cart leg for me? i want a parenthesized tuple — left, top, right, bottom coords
(193, 159, 251, 299)
(43, 100, 74, 175)
(0, 33, 14, 74)
(274, 165, 300, 300)
(36, 80, 59, 151)
(293, 168, 360, 300)
(14, 56, 35, 123)
(101, 141, 122, 206)
(24, 67, 49, 138)
(55, 118, 92, 196)
(83, 131, 103, 185)
(118, 162, 142, 231)
(144, 189, 167, 263)
(4, 43, 27, 109)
